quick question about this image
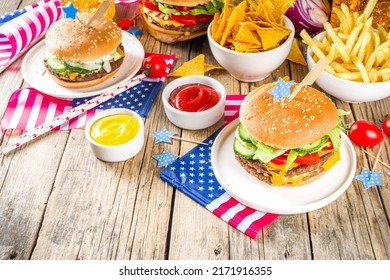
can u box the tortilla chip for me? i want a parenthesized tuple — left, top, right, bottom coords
(168, 55, 223, 77)
(204, 63, 223, 72)
(287, 38, 307, 66)
(220, 1, 247, 46)
(168, 54, 205, 77)
(257, 28, 290, 50)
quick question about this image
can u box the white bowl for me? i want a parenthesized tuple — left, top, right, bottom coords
(207, 16, 295, 82)
(307, 31, 390, 103)
(85, 109, 144, 162)
(162, 75, 226, 130)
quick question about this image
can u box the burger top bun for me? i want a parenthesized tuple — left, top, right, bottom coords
(156, 0, 211, 7)
(239, 83, 338, 150)
(45, 13, 122, 62)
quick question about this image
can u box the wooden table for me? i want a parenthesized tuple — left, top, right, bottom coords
(0, 1, 389, 260)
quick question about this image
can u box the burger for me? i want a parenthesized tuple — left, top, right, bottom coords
(140, 0, 223, 44)
(44, 13, 124, 88)
(234, 83, 343, 186)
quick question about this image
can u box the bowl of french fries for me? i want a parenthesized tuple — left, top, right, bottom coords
(207, 0, 295, 82)
(302, 0, 390, 103)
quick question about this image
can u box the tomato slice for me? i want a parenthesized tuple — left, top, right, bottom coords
(174, 6, 192, 12)
(170, 14, 197, 25)
(322, 143, 334, 151)
(271, 155, 287, 165)
(196, 14, 214, 22)
(143, 0, 160, 12)
(294, 153, 321, 165)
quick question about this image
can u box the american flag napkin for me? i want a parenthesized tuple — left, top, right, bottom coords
(160, 95, 278, 239)
(0, 0, 62, 73)
(1, 53, 175, 132)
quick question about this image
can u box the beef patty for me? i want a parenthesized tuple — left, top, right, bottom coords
(235, 152, 334, 185)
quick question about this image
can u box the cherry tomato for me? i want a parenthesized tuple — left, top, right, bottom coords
(142, 55, 167, 78)
(196, 14, 214, 22)
(382, 115, 390, 138)
(294, 153, 321, 165)
(143, 0, 160, 12)
(348, 120, 384, 147)
(170, 14, 197, 25)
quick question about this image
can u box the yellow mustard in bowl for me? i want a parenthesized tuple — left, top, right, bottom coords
(90, 114, 140, 146)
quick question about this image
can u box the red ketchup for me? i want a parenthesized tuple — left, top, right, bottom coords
(168, 83, 221, 112)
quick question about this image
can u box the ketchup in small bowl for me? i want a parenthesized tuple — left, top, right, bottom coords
(168, 83, 221, 112)
(162, 76, 226, 130)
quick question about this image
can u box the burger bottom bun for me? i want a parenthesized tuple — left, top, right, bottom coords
(47, 68, 120, 89)
(140, 8, 206, 44)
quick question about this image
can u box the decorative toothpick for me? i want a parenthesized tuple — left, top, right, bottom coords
(152, 149, 179, 194)
(289, 56, 330, 101)
(267, 77, 294, 103)
(152, 127, 208, 146)
(361, 148, 390, 169)
(87, 0, 111, 26)
(61, 2, 78, 19)
(355, 144, 384, 189)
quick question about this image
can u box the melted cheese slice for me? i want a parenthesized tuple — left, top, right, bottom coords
(265, 151, 341, 186)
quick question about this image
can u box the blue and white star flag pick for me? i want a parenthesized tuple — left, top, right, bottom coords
(354, 167, 384, 189)
(153, 149, 179, 168)
(61, 2, 78, 19)
(152, 127, 176, 144)
(268, 77, 294, 102)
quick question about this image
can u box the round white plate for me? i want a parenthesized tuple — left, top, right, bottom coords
(211, 119, 357, 215)
(21, 32, 144, 99)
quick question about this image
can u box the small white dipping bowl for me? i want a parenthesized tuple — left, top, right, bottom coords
(307, 31, 390, 103)
(85, 108, 144, 162)
(207, 16, 295, 82)
(162, 75, 226, 130)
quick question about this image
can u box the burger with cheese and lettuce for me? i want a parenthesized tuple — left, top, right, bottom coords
(234, 83, 344, 186)
(44, 13, 125, 88)
(140, 0, 224, 44)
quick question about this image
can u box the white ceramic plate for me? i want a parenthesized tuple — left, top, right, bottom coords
(21, 32, 144, 98)
(211, 119, 357, 215)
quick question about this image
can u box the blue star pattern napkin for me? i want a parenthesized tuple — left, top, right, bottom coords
(160, 130, 278, 239)
(355, 167, 384, 189)
(268, 77, 294, 102)
(152, 127, 176, 144)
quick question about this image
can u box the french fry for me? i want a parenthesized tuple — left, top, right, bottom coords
(352, 56, 370, 83)
(341, 3, 354, 33)
(301, 0, 387, 83)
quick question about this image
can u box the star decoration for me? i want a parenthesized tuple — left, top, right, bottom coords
(61, 2, 78, 20)
(152, 149, 179, 168)
(268, 77, 294, 102)
(127, 26, 142, 36)
(151, 127, 176, 144)
(354, 167, 384, 189)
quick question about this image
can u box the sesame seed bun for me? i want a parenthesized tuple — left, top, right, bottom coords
(45, 13, 122, 62)
(239, 83, 339, 150)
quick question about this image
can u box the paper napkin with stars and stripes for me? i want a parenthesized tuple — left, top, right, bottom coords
(1, 53, 175, 132)
(160, 96, 278, 239)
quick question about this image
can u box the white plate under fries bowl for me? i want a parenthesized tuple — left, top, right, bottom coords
(21, 31, 144, 99)
(211, 119, 357, 215)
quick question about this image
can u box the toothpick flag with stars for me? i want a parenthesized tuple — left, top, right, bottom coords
(152, 127, 176, 144)
(62, 2, 78, 19)
(268, 77, 294, 102)
(354, 168, 384, 189)
(153, 150, 179, 168)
